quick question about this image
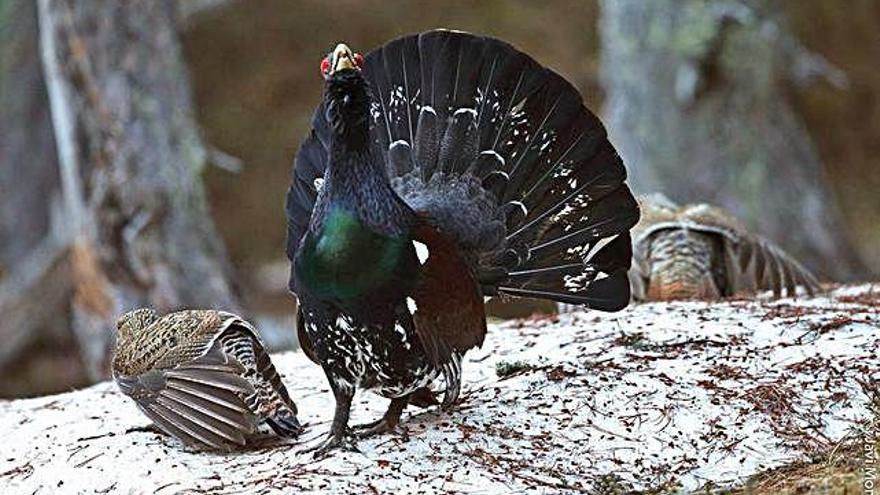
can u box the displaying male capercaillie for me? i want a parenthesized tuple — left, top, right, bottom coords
(112, 309, 301, 451)
(630, 194, 821, 301)
(286, 31, 640, 453)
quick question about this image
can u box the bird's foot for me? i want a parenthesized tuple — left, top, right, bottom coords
(302, 428, 359, 458)
(352, 418, 409, 440)
(351, 417, 383, 432)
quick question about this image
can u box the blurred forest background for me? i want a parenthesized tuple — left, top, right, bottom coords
(0, 0, 878, 398)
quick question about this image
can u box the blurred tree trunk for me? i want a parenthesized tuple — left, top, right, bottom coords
(0, 0, 60, 265)
(0, 0, 73, 377)
(599, 0, 866, 281)
(3, 0, 240, 380)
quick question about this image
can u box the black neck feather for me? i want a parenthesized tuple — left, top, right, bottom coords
(323, 69, 386, 186)
(324, 70, 371, 151)
(318, 69, 413, 238)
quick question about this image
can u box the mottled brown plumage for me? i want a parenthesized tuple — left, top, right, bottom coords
(113, 309, 301, 451)
(631, 195, 821, 301)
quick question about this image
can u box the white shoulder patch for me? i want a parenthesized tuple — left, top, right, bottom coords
(406, 297, 418, 314)
(412, 240, 430, 264)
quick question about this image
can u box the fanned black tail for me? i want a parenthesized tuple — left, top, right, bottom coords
(287, 30, 639, 310)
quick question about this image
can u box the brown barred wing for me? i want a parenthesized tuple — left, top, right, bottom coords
(218, 321, 302, 438)
(723, 233, 821, 298)
(114, 348, 257, 451)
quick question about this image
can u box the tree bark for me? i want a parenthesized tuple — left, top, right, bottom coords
(599, 0, 866, 281)
(0, 0, 74, 376)
(0, 0, 61, 265)
(22, 0, 240, 379)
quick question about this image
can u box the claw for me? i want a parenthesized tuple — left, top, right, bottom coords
(353, 419, 409, 440)
(351, 418, 384, 432)
(302, 429, 360, 458)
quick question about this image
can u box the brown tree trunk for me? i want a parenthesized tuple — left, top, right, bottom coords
(10, 0, 241, 380)
(0, 0, 60, 264)
(0, 0, 72, 376)
(599, 0, 867, 281)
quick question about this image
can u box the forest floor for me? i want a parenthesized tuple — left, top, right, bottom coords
(0, 285, 878, 494)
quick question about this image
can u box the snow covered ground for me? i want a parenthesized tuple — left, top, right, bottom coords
(1, 285, 878, 494)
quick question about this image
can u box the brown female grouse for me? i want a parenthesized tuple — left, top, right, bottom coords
(113, 309, 301, 451)
(630, 194, 821, 300)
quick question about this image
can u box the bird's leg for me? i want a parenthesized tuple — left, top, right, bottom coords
(353, 395, 410, 438)
(305, 378, 358, 457)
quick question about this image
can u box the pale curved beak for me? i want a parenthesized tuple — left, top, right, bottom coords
(330, 43, 356, 73)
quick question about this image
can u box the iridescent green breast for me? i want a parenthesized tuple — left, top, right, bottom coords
(298, 207, 412, 301)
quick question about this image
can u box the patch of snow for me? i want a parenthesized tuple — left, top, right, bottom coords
(0, 285, 877, 493)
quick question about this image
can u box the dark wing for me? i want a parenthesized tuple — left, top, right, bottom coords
(286, 105, 331, 295)
(409, 219, 486, 367)
(115, 348, 257, 451)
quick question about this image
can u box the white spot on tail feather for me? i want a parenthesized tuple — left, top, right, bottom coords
(479, 150, 505, 166)
(389, 140, 410, 151)
(490, 171, 510, 181)
(508, 201, 528, 217)
(413, 241, 430, 264)
(454, 108, 477, 117)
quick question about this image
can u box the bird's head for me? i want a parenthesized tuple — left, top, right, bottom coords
(321, 43, 364, 79)
(320, 43, 369, 143)
(115, 308, 159, 343)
